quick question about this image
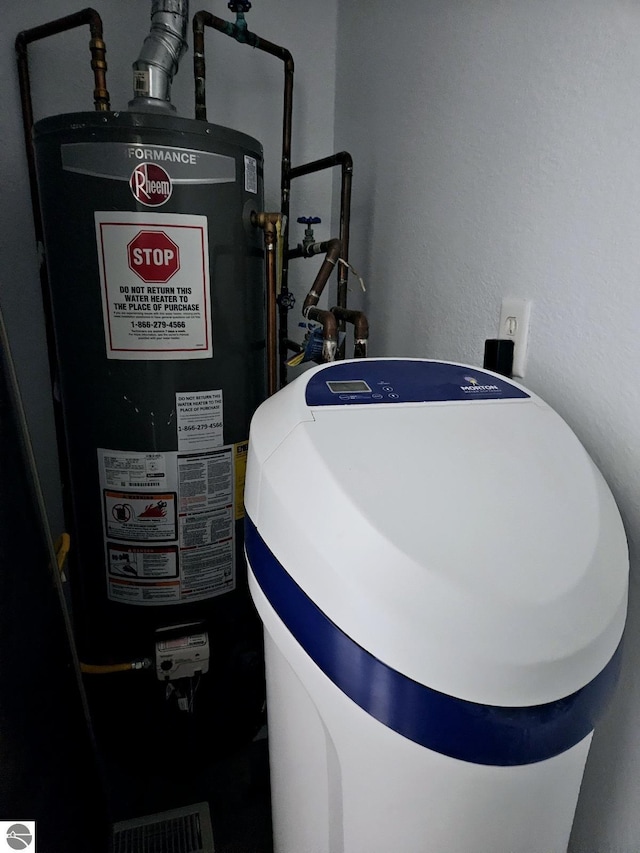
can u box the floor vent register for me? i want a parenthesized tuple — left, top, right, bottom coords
(112, 802, 214, 853)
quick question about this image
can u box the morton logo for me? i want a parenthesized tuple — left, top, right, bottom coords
(129, 162, 172, 207)
(460, 374, 500, 393)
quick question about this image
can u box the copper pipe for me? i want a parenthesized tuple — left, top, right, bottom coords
(16, 9, 110, 114)
(289, 152, 353, 315)
(331, 307, 369, 359)
(16, 8, 111, 265)
(252, 212, 281, 396)
(193, 10, 294, 386)
(15, 9, 110, 517)
(15, 7, 111, 333)
(306, 308, 338, 362)
(302, 239, 342, 315)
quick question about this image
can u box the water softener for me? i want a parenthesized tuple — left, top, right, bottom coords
(245, 358, 628, 853)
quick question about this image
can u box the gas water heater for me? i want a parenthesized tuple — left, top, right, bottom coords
(22, 0, 366, 767)
(35, 111, 266, 752)
(31, 9, 268, 755)
(245, 358, 629, 853)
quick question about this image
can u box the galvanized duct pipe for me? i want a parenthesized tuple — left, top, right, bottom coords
(129, 0, 189, 111)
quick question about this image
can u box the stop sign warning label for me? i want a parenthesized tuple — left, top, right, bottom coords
(128, 231, 180, 283)
(95, 211, 211, 360)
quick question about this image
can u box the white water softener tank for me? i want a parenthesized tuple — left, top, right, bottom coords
(244, 359, 628, 853)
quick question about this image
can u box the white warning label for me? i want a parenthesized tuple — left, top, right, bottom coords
(244, 155, 258, 194)
(176, 389, 223, 452)
(101, 450, 167, 489)
(99, 446, 236, 605)
(178, 448, 235, 598)
(95, 211, 212, 360)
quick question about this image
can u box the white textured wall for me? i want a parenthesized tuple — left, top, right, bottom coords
(334, 1, 640, 850)
(0, 0, 338, 532)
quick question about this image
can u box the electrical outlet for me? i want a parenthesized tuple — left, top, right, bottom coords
(498, 298, 531, 378)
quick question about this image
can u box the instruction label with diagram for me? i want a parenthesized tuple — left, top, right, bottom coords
(107, 544, 178, 579)
(99, 446, 236, 605)
(95, 211, 212, 360)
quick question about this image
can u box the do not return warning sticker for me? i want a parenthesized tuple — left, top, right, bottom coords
(95, 211, 212, 360)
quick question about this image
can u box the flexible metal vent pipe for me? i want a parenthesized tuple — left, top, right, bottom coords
(129, 0, 189, 111)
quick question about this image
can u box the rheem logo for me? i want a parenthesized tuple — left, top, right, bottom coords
(129, 162, 172, 207)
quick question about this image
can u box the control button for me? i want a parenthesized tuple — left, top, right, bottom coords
(372, 393, 383, 399)
(382, 386, 394, 392)
(388, 393, 399, 399)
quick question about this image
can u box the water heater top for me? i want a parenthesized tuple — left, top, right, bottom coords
(245, 359, 628, 707)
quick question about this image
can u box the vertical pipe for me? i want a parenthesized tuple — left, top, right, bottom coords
(301, 239, 342, 314)
(15, 8, 111, 386)
(192, 11, 293, 384)
(129, 0, 189, 112)
(16, 9, 110, 114)
(192, 13, 209, 122)
(288, 151, 353, 320)
(265, 227, 278, 396)
(330, 307, 368, 358)
(252, 212, 281, 396)
(336, 155, 353, 312)
(15, 9, 110, 524)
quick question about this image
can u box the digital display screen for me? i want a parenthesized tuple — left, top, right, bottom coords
(326, 380, 372, 393)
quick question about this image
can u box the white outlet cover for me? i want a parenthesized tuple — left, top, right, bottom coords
(498, 297, 532, 378)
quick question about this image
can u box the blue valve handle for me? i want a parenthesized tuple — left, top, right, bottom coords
(297, 217, 321, 225)
(228, 1, 252, 12)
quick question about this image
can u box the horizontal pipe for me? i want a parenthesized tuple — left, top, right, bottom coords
(16, 6, 103, 47)
(289, 152, 353, 332)
(331, 307, 369, 342)
(288, 240, 333, 261)
(331, 307, 369, 358)
(289, 150, 352, 181)
(192, 12, 293, 124)
(80, 659, 150, 675)
(285, 338, 304, 354)
(16, 8, 110, 111)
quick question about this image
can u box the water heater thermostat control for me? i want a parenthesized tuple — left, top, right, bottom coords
(155, 625, 210, 681)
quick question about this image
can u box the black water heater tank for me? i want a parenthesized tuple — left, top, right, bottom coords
(34, 110, 266, 756)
